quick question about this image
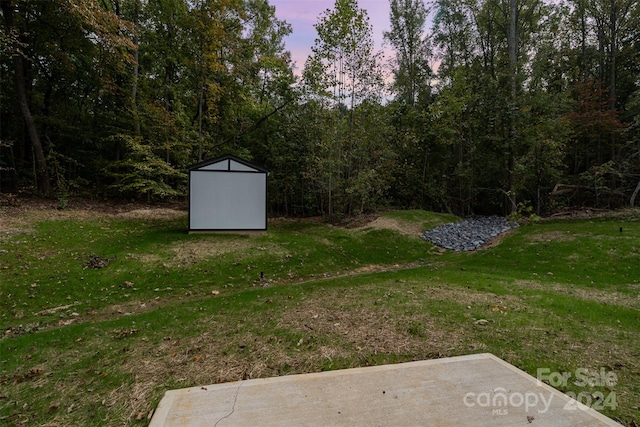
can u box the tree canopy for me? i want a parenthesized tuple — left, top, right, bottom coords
(1, 0, 639, 216)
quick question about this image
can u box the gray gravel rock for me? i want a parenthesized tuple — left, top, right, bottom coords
(421, 215, 518, 252)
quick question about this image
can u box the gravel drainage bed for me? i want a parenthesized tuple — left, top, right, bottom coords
(422, 215, 518, 252)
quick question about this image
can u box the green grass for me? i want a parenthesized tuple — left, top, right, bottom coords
(1, 208, 639, 425)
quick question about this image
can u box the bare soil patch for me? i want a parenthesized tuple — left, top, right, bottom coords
(0, 196, 187, 233)
(118, 296, 474, 425)
(547, 208, 640, 220)
(418, 283, 527, 310)
(277, 286, 470, 356)
(116, 208, 185, 220)
(526, 230, 577, 243)
(160, 239, 255, 267)
(0, 205, 103, 234)
(363, 216, 425, 237)
(479, 230, 516, 250)
(511, 280, 640, 309)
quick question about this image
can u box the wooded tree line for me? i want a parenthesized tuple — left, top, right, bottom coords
(1, 0, 639, 217)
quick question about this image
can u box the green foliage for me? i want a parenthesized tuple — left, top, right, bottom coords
(304, 0, 384, 106)
(105, 135, 186, 199)
(0, 0, 296, 200)
(424, 0, 639, 213)
(1, 0, 639, 214)
(384, 0, 433, 105)
(301, 0, 389, 219)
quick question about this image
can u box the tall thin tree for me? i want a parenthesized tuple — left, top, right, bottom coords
(384, 0, 432, 105)
(1, 0, 50, 196)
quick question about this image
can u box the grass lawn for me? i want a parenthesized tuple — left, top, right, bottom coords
(1, 203, 639, 426)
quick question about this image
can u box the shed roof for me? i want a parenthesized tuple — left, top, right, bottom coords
(188, 154, 269, 173)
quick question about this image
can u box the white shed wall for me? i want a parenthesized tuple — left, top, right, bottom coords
(189, 171, 267, 230)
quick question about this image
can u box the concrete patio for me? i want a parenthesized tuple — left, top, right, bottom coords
(150, 353, 622, 426)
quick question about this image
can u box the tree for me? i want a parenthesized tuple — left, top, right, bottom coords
(222, 0, 296, 160)
(431, 0, 557, 214)
(566, 80, 624, 173)
(1, 0, 50, 195)
(302, 0, 388, 218)
(1, 0, 134, 196)
(591, 0, 638, 110)
(384, 0, 433, 105)
(567, 0, 640, 112)
(432, 0, 474, 78)
(3, 0, 638, 214)
(130, 0, 141, 136)
(428, 68, 478, 214)
(618, 88, 640, 206)
(304, 0, 384, 109)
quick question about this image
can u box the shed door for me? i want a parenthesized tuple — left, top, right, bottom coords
(190, 171, 267, 230)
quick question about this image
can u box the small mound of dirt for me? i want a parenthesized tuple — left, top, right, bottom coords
(365, 216, 424, 237)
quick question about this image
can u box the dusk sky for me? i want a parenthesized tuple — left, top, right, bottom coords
(269, 0, 393, 75)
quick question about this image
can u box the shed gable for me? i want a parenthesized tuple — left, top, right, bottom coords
(197, 159, 257, 172)
(189, 154, 268, 173)
(187, 155, 269, 233)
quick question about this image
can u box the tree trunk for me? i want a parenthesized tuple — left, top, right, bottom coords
(198, 84, 204, 161)
(608, 0, 617, 111)
(131, 0, 141, 136)
(506, 0, 518, 214)
(1, 0, 50, 196)
(580, 0, 588, 81)
(596, 18, 606, 83)
(630, 179, 640, 208)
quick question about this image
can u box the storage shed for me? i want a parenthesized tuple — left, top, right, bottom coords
(188, 154, 269, 233)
